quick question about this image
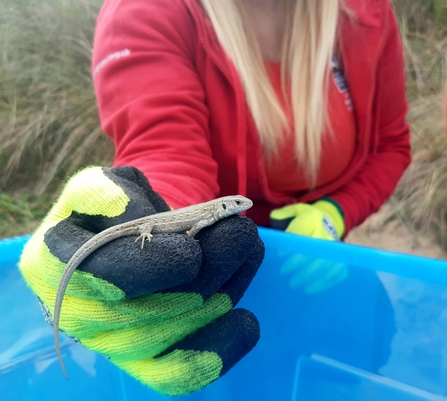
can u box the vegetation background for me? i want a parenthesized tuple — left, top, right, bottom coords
(1, 0, 447, 258)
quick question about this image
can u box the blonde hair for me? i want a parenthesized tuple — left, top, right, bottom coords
(200, 0, 346, 185)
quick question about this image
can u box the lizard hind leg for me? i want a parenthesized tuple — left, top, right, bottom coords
(135, 223, 154, 249)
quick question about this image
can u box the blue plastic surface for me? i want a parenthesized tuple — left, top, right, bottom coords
(2, 229, 447, 400)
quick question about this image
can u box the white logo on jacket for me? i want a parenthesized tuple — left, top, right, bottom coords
(93, 49, 131, 76)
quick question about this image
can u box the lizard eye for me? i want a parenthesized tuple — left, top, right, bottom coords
(235, 200, 241, 205)
(222, 202, 227, 210)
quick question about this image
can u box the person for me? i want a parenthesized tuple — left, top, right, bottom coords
(18, 0, 411, 396)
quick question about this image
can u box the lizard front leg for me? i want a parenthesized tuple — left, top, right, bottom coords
(135, 223, 154, 249)
(188, 218, 215, 239)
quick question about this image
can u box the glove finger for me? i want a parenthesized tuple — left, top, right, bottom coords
(44, 218, 202, 298)
(270, 203, 311, 231)
(167, 215, 262, 301)
(61, 167, 166, 231)
(87, 166, 170, 226)
(53, 166, 168, 230)
(217, 236, 265, 306)
(271, 203, 311, 219)
(285, 209, 324, 237)
(113, 309, 260, 396)
(80, 292, 234, 361)
(83, 234, 201, 296)
(49, 292, 204, 339)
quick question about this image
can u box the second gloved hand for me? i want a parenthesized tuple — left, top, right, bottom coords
(270, 199, 348, 294)
(270, 199, 345, 240)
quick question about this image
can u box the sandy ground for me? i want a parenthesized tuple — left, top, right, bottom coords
(345, 204, 447, 260)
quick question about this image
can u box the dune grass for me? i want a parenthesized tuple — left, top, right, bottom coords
(0, 0, 113, 235)
(2, 0, 447, 252)
(389, 0, 447, 250)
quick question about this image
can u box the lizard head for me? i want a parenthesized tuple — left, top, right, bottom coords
(218, 195, 253, 218)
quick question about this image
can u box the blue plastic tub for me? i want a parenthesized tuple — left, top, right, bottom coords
(2, 228, 447, 400)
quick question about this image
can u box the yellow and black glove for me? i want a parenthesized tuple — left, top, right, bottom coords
(270, 199, 347, 294)
(19, 166, 264, 396)
(270, 199, 345, 240)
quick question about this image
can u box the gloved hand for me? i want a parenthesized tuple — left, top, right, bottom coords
(270, 199, 345, 240)
(270, 199, 348, 294)
(19, 166, 264, 396)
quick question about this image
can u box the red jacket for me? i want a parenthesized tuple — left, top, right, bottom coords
(92, 0, 411, 236)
